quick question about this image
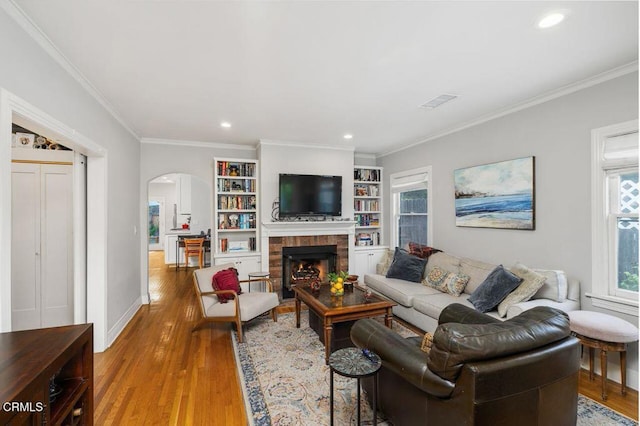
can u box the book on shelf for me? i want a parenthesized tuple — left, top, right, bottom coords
(354, 168, 380, 182)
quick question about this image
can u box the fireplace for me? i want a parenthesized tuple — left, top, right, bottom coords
(282, 245, 338, 299)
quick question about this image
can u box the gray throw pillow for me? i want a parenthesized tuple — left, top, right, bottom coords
(468, 265, 523, 313)
(386, 248, 427, 283)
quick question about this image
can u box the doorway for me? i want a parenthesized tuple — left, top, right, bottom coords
(10, 125, 79, 331)
(148, 197, 165, 251)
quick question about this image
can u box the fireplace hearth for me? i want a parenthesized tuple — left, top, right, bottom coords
(282, 245, 337, 299)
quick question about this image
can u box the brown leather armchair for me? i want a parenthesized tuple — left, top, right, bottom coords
(351, 303, 580, 426)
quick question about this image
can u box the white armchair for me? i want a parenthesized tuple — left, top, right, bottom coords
(192, 263, 279, 342)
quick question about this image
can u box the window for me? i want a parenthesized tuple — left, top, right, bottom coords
(590, 120, 639, 315)
(390, 167, 432, 248)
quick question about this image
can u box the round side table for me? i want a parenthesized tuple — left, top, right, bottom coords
(247, 271, 269, 292)
(329, 347, 381, 426)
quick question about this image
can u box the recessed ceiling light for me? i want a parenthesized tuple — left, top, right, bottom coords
(343, 134, 353, 140)
(220, 122, 231, 128)
(538, 12, 565, 29)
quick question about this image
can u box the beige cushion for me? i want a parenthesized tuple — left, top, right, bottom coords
(460, 257, 497, 295)
(206, 292, 279, 321)
(376, 249, 395, 275)
(532, 269, 568, 302)
(497, 264, 546, 318)
(365, 274, 440, 307)
(426, 252, 462, 279)
(568, 310, 639, 343)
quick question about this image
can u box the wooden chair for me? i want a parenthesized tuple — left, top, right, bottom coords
(183, 238, 204, 269)
(192, 263, 279, 342)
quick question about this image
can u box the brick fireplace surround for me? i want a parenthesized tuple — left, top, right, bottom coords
(260, 221, 356, 301)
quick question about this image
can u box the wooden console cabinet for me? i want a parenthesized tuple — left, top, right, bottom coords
(0, 324, 93, 425)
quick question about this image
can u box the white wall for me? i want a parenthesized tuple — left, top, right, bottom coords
(378, 71, 639, 388)
(0, 8, 141, 350)
(258, 140, 355, 222)
(139, 141, 257, 297)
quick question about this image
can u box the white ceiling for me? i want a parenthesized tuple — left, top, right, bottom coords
(8, 1, 639, 156)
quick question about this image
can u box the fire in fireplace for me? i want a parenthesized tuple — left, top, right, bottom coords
(282, 245, 338, 299)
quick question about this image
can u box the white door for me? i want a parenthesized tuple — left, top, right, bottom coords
(11, 162, 73, 330)
(11, 163, 41, 330)
(41, 164, 73, 327)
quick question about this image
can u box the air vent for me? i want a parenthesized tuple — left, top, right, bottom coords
(420, 94, 458, 109)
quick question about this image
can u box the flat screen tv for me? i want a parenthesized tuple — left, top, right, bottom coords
(279, 174, 342, 218)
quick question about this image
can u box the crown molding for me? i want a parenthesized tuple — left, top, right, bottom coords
(354, 152, 376, 160)
(378, 61, 639, 158)
(141, 137, 256, 150)
(258, 139, 355, 152)
(1, 0, 140, 141)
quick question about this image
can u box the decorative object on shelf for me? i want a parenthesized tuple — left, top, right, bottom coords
(15, 132, 34, 149)
(35, 135, 47, 149)
(454, 156, 535, 230)
(229, 214, 239, 228)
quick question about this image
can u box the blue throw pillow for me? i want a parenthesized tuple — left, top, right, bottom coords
(468, 265, 523, 313)
(385, 248, 427, 283)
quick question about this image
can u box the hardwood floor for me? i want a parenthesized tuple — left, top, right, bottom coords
(94, 251, 247, 425)
(95, 251, 638, 424)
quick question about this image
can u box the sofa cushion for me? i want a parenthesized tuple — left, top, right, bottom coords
(376, 248, 396, 275)
(460, 257, 497, 295)
(427, 305, 571, 381)
(468, 265, 522, 313)
(413, 293, 474, 319)
(408, 242, 442, 260)
(365, 274, 440, 307)
(423, 266, 470, 297)
(425, 252, 462, 279)
(497, 263, 546, 317)
(386, 248, 428, 283)
(532, 269, 568, 302)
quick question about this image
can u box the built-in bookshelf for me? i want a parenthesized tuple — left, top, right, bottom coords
(214, 158, 259, 255)
(354, 166, 383, 247)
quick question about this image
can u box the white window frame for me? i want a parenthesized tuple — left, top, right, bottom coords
(589, 119, 639, 316)
(390, 166, 433, 248)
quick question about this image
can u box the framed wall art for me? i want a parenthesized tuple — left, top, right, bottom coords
(454, 156, 535, 230)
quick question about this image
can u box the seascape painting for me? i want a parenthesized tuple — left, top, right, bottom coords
(454, 157, 535, 230)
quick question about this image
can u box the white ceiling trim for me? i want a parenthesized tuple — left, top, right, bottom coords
(140, 137, 255, 151)
(379, 61, 639, 158)
(1, 0, 140, 141)
(258, 139, 355, 153)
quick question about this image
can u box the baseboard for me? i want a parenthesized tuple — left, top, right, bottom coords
(107, 297, 142, 349)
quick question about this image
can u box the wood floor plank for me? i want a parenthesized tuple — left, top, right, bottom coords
(94, 251, 638, 424)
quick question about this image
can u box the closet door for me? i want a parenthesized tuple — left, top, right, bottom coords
(11, 162, 73, 330)
(40, 164, 73, 327)
(11, 163, 41, 331)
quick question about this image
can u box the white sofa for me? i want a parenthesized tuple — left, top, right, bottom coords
(364, 251, 581, 333)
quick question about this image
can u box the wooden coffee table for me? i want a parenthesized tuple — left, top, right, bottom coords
(293, 284, 396, 364)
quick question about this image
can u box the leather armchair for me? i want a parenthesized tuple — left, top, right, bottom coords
(351, 303, 580, 426)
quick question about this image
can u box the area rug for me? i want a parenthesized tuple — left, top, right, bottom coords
(232, 312, 637, 426)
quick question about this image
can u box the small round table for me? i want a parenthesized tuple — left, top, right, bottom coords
(568, 310, 639, 400)
(247, 271, 270, 292)
(329, 347, 381, 426)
